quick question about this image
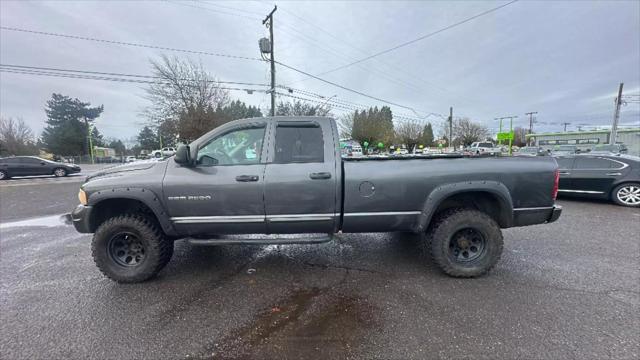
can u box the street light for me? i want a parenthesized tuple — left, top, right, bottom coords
(318, 94, 337, 108)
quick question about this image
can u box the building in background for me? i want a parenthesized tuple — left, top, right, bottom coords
(526, 128, 640, 155)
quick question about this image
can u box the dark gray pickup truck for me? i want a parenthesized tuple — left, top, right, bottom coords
(71, 116, 562, 283)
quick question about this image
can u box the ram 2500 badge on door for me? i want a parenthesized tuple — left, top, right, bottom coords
(70, 116, 562, 283)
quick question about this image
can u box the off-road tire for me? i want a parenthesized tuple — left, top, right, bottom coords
(92, 214, 173, 283)
(0, 170, 9, 180)
(611, 183, 640, 207)
(53, 167, 67, 177)
(428, 208, 503, 278)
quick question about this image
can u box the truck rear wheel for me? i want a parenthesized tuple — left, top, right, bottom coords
(91, 214, 173, 283)
(428, 209, 503, 277)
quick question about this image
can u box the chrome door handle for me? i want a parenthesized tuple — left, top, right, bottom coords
(309, 172, 331, 180)
(236, 175, 259, 182)
(606, 172, 622, 176)
(559, 171, 570, 175)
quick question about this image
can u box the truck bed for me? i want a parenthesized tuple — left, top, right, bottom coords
(340, 156, 558, 232)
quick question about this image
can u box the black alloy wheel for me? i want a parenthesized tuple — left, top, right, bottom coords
(448, 228, 487, 263)
(108, 232, 146, 267)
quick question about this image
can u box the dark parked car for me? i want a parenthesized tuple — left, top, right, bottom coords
(0, 156, 81, 180)
(589, 143, 628, 155)
(70, 116, 562, 283)
(555, 154, 640, 207)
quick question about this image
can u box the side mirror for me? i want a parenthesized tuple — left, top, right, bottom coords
(174, 145, 192, 166)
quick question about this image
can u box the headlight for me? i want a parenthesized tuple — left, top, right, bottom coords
(78, 189, 88, 205)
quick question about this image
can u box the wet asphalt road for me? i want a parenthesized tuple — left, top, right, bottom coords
(1, 180, 639, 359)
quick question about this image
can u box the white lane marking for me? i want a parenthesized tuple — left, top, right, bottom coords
(0, 214, 70, 229)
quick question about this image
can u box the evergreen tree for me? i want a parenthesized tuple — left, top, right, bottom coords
(351, 106, 395, 153)
(108, 139, 126, 155)
(420, 123, 434, 147)
(41, 93, 103, 155)
(137, 126, 159, 150)
(217, 100, 263, 121)
(91, 127, 106, 147)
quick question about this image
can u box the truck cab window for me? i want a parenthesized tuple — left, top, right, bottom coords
(274, 124, 324, 163)
(196, 126, 265, 166)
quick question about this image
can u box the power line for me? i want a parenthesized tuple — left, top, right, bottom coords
(275, 89, 428, 123)
(279, 86, 437, 121)
(275, 60, 432, 115)
(0, 64, 270, 87)
(187, 0, 435, 99)
(0, 68, 265, 93)
(275, 21, 426, 94)
(166, 0, 262, 21)
(0, 26, 264, 61)
(299, 0, 519, 79)
(200, 0, 264, 17)
(277, 5, 450, 95)
(1, 25, 439, 117)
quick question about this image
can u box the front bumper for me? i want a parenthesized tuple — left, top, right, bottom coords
(512, 205, 562, 227)
(70, 204, 93, 233)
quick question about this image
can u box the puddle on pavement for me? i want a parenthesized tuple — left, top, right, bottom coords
(204, 287, 378, 359)
(0, 214, 70, 229)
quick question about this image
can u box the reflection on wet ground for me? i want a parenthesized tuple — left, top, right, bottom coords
(206, 287, 377, 359)
(0, 214, 70, 229)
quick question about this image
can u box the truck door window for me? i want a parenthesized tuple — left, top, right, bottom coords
(274, 124, 324, 163)
(196, 126, 265, 166)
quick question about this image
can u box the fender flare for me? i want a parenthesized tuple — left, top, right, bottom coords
(414, 180, 514, 232)
(87, 187, 177, 236)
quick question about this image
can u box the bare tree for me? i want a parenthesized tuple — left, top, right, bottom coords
(144, 55, 230, 142)
(275, 100, 332, 117)
(338, 112, 354, 138)
(513, 127, 529, 147)
(452, 118, 489, 147)
(0, 116, 39, 156)
(395, 118, 424, 151)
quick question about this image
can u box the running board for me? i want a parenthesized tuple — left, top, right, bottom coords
(186, 234, 334, 246)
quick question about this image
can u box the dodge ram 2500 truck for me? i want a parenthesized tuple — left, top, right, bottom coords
(70, 116, 562, 283)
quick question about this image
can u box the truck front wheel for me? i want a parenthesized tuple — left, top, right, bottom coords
(91, 214, 173, 283)
(428, 209, 503, 277)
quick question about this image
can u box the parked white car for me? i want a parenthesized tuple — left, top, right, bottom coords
(125, 156, 137, 163)
(150, 147, 176, 158)
(469, 142, 501, 155)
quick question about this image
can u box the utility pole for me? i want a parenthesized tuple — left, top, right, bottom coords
(610, 82, 624, 145)
(561, 122, 571, 132)
(525, 111, 537, 134)
(448, 107, 453, 149)
(85, 119, 94, 164)
(525, 111, 537, 146)
(262, 6, 277, 117)
(494, 117, 504, 145)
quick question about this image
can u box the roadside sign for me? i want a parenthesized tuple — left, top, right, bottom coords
(497, 131, 514, 141)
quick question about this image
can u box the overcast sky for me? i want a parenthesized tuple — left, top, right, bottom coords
(1, 0, 639, 142)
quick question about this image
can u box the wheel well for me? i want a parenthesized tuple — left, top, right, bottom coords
(432, 191, 509, 227)
(90, 198, 160, 232)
